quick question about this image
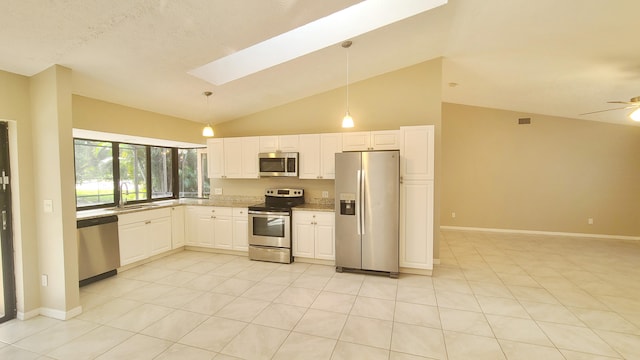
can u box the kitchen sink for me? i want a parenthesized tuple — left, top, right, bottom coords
(108, 203, 159, 211)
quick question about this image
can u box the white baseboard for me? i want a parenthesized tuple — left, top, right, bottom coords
(39, 305, 83, 320)
(17, 308, 40, 320)
(440, 226, 640, 241)
(18, 305, 83, 321)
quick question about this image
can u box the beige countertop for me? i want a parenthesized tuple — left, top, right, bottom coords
(293, 203, 335, 212)
(77, 198, 335, 220)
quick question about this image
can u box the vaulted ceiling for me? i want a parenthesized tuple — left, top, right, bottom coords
(1, 0, 639, 126)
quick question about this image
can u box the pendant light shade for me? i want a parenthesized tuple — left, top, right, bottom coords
(202, 124, 214, 137)
(630, 108, 640, 122)
(341, 40, 354, 128)
(202, 91, 214, 137)
(342, 112, 354, 128)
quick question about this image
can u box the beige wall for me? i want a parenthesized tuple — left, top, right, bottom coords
(215, 59, 443, 137)
(31, 65, 80, 316)
(442, 103, 640, 237)
(72, 95, 206, 145)
(0, 70, 40, 316)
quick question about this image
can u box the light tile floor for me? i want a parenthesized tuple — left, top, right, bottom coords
(1, 230, 640, 359)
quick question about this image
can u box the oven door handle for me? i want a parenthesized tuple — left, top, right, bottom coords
(248, 210, 290, 216)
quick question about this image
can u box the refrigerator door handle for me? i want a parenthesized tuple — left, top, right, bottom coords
(356, 170, 361, 235)
(360, 171, 365, 235)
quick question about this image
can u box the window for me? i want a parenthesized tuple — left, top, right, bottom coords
(151, 146, 173, 199)
(74, 138, 207, 209)
(74, 140, 114, 207)
(119, 143, 147, 202)
(178, 148, 210, 198)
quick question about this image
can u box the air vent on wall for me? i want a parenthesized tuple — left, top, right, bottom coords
(518, 118, 531, 125)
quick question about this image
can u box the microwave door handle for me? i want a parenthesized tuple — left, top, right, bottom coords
(356, 170, 361, 235)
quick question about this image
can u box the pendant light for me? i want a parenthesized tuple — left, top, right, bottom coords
(202, 91, 214, 137)
(341, 40, 354, 128)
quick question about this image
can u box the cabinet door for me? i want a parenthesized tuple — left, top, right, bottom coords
(171, 206, 185, 248)
(314, 213, 335, 260)
(278, 135, 299, 152)
(400, 125, 434, 181)
(342, 131, 371, 152)
(213, 216, 233, 250)
(371, 130, 400, 150)
(207, 138, 225, 178)
(292, 212, 315, 258)
(298, 134, 321, 179)
(320, 133, 342, 179)
(184, 207, 199, 246)
(186, 207, 214, 247)
(148, 216, 172, 256)
(400, 180, 434, 270)
(223, 138, 243, 178)
(259, 136, 279, 153)
(241, 137, 260, 179)
(119, 222, 148, 266)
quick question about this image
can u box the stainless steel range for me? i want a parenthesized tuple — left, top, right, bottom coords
(248, 188, 304, 264)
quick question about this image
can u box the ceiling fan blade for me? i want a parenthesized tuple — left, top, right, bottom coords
(579, 106, 636, 115)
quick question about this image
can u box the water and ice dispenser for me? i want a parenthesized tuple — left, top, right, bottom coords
(339, 193, 356, 215)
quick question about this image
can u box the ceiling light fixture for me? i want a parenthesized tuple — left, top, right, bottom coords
(630, 108, 640, 122)
(341, 40, 354, 129)
(202, 91, 214, 137)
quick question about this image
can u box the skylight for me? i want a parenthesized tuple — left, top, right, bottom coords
(189, 0, 448, 85)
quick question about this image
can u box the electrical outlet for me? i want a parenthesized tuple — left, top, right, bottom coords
(41, 274, 48, 287)
(588, 218, 593, 225)
(322, 191, 329, 198)
(214, 188, 223, 195)
(451, 212, 456, 218)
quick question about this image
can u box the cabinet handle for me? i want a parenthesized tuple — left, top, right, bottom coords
(145, 220, 151, 225)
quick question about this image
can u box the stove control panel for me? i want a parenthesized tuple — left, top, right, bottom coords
(265, 188, 304, 197)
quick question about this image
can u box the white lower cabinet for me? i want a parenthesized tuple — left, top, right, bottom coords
(171, 206, 185, 248)
(292, 211, 335, 260)
(232, 208, 248, 251)
(185, 206, 214, 247)
(118, 208, 172, 266)
(185, 206, 247, 252)
(399, 180, 434, 270)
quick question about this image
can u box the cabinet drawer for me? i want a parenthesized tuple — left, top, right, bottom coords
(117, 207, 171, 225)
(233, 207, 248, 217)
(210, 207, 233, 216)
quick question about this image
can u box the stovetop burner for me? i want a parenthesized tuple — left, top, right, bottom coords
(248, 188, 304, 213)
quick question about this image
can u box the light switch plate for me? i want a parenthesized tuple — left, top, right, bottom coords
(43, 199, 53, 213)
(214, 188, 223, 195)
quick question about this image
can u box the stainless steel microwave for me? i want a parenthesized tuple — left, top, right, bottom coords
(258, 152, 298, 177)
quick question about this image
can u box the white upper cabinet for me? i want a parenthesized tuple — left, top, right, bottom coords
(207, 138, 225, 179)
(241, 137, 260, 179)
(319, 133, 342, 179)
(259, 135, 299, 153)
(342, 130, 399, 151)
(400, 125, 434, 181)
(299, 133, 342, 180)
(208, 137, 259, 179)
(298, 134, 321, 179)
(223, 138, 243, 178)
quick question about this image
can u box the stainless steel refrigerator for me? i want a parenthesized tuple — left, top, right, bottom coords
(335, 150, 399, 277)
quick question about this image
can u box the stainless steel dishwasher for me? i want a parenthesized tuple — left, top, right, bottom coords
(77, 215, 120, 286)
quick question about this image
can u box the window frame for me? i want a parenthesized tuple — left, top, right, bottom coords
(74, 138, 207, 210)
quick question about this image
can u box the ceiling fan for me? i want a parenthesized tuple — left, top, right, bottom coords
(580, 96, 640, 121)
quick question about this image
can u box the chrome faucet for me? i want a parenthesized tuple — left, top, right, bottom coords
(119, 182, 129, 208)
